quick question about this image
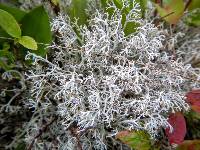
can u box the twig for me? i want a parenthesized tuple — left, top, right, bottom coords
(47, 0, 60, 15)
(154, 0, 163, 17)
(71, 129, 82, 150)
(184, 0, 192, 11)
(27, 116, 57, 150)
(68, 123, 83, 150)
(160, 12, 175, 20)
(154, 12, 175, 26)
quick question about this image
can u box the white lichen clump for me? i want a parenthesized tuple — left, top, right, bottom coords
(23, 1, 200, 149)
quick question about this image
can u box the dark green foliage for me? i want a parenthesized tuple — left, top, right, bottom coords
(20, 6, 52, 56)
(0, 3, 26, 22)
(0, 4, 45, 71)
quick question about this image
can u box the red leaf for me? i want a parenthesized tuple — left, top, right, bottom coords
(186, 89, 200, 105)
(191, 105, 200, 113)
(165, 112, 186, 145)
(186, 90, 200, 113)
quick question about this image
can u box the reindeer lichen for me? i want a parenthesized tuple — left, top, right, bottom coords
(22, 1, 200, 149)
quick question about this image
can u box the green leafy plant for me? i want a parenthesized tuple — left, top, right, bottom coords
(0, 3, 26, 22)
(0, 9, 21, 38)
(0, 7, 39, 71)
(0, 8, 37, 52)
(0, 4, 52, 71)
(20, 6, 52, 56)
(18, 36, 37, 50)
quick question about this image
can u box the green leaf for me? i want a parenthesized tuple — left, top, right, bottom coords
(0, 59, 14, 70)
(20, 6, 52, 56)
(0, 3, 26, 42)
(51, 0, 60, 6)
(116, 130, 151, 150)
(135, 0, 147, 18)
(2, 42, 10, 51)
(0, 48, 15, 71)
(100, 0, 140, 36)
(100, 0, 108, 8)
(0, 3, 26, 22)
(154, 0, 184, 24)
(0, 9, 21, 38)
(18, 36, 38, 50)
(113, 0, 123, 9)
(68, 0, 88, 26)
(185, 10, 200, 26)
(124, 22, 140, 36)
(188, 0, 200, 11)
(0, 50, 15, 63)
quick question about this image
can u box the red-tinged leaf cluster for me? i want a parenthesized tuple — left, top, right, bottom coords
(116, 130, 151, 150)
(186, 89, 200, 113)
(165, 112, 186, 145)
(116, 130, 130, 140)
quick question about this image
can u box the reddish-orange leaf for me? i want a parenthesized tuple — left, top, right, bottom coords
(165, 112, 186, 145)
(116, 130, 130, 139)
(186, 90, 200, 113)
(191, 105, 200, 114)
(186, 89, 200, 105)
(116, 130, 151, 150)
